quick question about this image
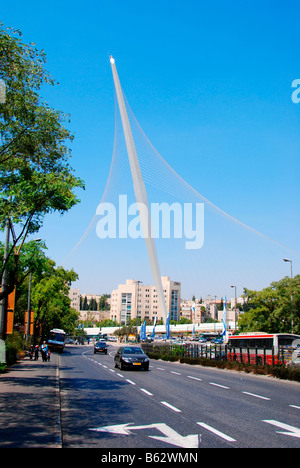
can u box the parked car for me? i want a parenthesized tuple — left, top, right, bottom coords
(107, 336, 118, 342)
(213, 338, 224, 344)
(114, 346, 149, 371)
(94, 341, 108, 354)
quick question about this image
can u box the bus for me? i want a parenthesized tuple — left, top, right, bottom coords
(48, 328, 66, 353)
(227, 333, 300, 365)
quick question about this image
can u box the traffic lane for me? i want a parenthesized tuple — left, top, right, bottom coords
(103, 355, 300, 448)
(85, 349, 265, 447)
(83, 349, 236, 449)
(143, 361, 300, 447)
(103, 346, 300, 419)
(109, 345, 300, 415)
(88, 349, 265, 447)
(176, 360, 300, 408)
(59, 347, 202, 448)
(143, 357, 300, 413)
(114, 361, 266, 447)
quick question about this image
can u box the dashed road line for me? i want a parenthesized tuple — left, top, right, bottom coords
(209, 382, 230, 389)
(126, 379, 136, 385)
(242, 391, 270, 401)
(140, 388, 153, 396)
(161, 401, 182, 413)
(289, 405, 300, 410)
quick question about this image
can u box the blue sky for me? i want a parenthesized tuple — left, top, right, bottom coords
(1, 0, 300, 299)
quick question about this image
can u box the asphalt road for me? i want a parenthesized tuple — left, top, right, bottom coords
(58, 344, 300, 449)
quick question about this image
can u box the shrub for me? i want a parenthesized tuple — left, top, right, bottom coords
(5, 332, 24, 366)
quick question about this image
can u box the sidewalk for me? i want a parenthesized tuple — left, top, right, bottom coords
(0, 352, 62, 448)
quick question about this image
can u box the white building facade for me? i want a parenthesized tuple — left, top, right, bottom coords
(110, 276, 181, 325)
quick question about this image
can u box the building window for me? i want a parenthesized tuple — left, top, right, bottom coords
(121, 293, 132, 324)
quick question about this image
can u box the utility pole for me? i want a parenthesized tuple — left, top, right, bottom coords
(283, 258, 294, 333)
(231, 285, 237, 332)
(0, 221, 10, 339)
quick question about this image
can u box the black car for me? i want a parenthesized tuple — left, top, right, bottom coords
(114, 346, 149, 371)
(94, 341, 108, 354)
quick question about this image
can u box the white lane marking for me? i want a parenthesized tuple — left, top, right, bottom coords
(187, 375, 202, 381)
(242, 391, 270, 401)
(161, 401, 182, 413)
(209, 382, 230, 389)
(171, 371, 181, 375)
(140, 388, 153, 396)
(289, 405, 300, 410)
(90, 423, 200, 448)
(126, 379, 136, 385)
(263, 420, 300, 439)
(157, 367, 165, 371)
(117, 373, 124, 378)
(197, 422, 236, 442)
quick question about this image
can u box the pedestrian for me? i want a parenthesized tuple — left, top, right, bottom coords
(41, 341, 48, 362)
(47, 349, 51, 361)
(29, 344, 34, 360)
(34, 344, 39, 360)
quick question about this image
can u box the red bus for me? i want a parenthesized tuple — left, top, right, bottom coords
(227, 333, 300, 365)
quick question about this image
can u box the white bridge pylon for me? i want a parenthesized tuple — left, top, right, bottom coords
(110, 56, 168, 325)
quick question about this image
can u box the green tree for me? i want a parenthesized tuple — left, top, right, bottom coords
(99, 319, 118, 327)
(0, 239, 53, 324)
(98, 294, 111, 311)
(89, 298, 98, 311)
(82, 296, 88, 310)
(238, 276, 300, 334)
(31, 263, 79, 341)
(0, 23, 84, 301)
(114, 325, 136, 341)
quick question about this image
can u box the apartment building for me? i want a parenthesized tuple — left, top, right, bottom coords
(110, 276, 181, 324)
(69, 288, 80, 312)
(180, 300, 207, 323)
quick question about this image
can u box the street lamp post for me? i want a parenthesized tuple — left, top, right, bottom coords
(283, 258, 293, 333)
(135, 280, 143, 341)
(0, 221, 10, 339)
(25, 239, 42, 346)
(231, 285, 237, 332)
(25, 272, 32, 346)
(283, 258, 293, 279)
